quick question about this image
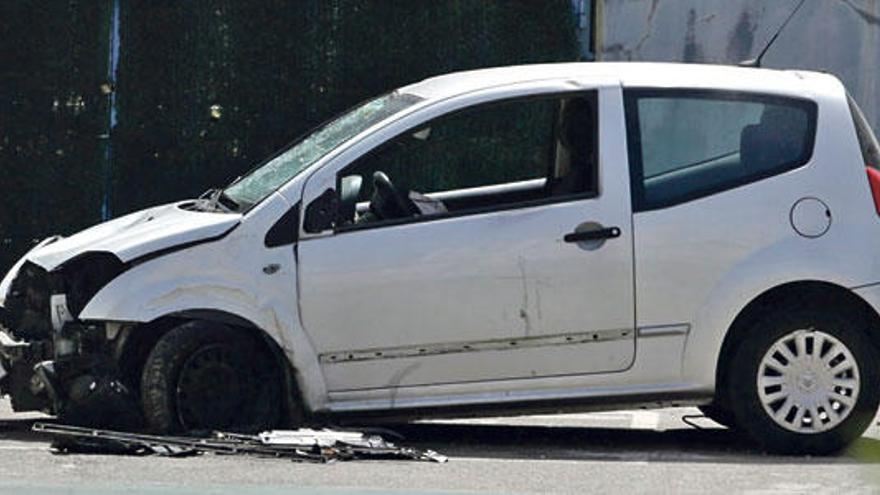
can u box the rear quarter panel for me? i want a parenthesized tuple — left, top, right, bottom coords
(631, 76, 880, 389)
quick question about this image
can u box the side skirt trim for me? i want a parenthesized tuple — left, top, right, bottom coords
(637, 324, 690, 338)
(319, 328, 633, 364)
(322, 383, 712, 419)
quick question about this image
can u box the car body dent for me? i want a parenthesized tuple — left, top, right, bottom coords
(77, 192, 327, 410)
(26, 202, 241, 272)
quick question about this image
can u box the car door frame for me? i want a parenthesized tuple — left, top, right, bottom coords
(296, 78, 622, 235)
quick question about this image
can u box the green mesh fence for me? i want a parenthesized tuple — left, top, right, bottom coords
(0, 1, 106, 272)
(0, 1, 578, 273)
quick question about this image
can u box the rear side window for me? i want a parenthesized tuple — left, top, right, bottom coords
(848, 95, 880, 169)
(625, 89, 817, 211)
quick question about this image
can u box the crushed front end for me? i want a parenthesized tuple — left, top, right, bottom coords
(0, 254, 139, 427)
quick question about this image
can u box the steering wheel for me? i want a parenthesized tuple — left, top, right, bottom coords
(370, 171, 417, 220)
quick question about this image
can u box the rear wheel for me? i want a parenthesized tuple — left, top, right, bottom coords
(697, 404, 737, 429)
(726, 306, 880, 454)
(141, 321, 283, 433)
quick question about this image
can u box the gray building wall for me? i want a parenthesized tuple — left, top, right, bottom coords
(597, 0, 880, 128)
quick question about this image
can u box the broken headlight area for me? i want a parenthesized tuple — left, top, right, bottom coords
(58, 252, 126, 318)
(2, 261, 57, 340)
(2, 253, 125, 340)
(0, 253, 137, 427)
(1, 261, 58, 412)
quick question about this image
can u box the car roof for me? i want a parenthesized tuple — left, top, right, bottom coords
(399, 62, 843, 101)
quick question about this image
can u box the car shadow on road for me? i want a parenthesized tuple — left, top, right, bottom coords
(388, 422, 880, 464)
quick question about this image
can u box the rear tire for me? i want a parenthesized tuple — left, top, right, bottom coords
(726, 305, 880, 455)
(141, 321, 283, 433)
(698, 404, 737, 429)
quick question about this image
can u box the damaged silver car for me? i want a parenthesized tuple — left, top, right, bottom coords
(3, 62, 880, 455)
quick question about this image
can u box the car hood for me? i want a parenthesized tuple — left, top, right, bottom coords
(26, 201, 241, 271)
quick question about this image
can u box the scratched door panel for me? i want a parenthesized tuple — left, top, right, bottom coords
(298, 84, 635, 391)
(299, 196, 635, 390)
(322, 334, 634, 391)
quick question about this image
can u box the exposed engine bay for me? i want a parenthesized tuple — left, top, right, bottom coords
(1, 252, 142, 428)
(0, 199, 243, 428)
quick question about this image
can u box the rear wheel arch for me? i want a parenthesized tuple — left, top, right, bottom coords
(714, 280, 880, 407)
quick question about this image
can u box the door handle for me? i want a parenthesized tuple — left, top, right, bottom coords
(564, 226, 621, 243)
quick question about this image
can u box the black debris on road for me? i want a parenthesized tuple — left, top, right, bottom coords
(32, 422, 448, 464)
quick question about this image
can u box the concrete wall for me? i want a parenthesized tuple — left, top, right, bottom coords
(597, 0, 880, 128)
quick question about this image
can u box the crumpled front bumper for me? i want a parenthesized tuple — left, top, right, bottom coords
(0, 324, 53, 412)
(0, 317, 137, 422)
(0, 238, 126, 417)
(0, 254, 58, 413)
(1, 240, 142, 426)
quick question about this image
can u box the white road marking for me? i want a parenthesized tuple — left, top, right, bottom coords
(629, 411, 660, 430)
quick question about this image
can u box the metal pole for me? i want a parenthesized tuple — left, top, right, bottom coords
(570, 0, 593, 60)
(98, 0, 121, 221)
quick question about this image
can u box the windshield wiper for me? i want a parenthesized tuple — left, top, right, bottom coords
(216, 190, 240, 211)
(198, 188, 239, 213)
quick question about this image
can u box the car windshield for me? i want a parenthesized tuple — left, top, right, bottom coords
(223, 92, 423, 210)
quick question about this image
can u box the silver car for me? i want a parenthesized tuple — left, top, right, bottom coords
(2, 62, 880, 455)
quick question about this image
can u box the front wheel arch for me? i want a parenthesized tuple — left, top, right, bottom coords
(116, 311, 306, 429)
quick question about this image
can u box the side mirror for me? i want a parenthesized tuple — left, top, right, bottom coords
(304, 188, 339, 233)
(338, 174, 363, 224)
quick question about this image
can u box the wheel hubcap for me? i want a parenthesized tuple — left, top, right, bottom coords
(757, 329, 860, 434)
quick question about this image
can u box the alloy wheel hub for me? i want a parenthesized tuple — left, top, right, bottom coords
(757, 329, 860, 434)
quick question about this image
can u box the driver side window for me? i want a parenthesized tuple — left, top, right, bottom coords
(335, 91, 598, 228)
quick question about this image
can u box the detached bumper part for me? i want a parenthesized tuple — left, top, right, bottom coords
(34, 423, 448, 463)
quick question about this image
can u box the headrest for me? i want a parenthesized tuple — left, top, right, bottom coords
(560, 99, 594, 149)
(740, 105, 808, 171)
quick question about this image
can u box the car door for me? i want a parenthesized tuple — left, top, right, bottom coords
(297, 82, 635, 393)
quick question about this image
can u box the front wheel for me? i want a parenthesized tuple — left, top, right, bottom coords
(141, 321, 283, 433)
(726, 308, 880, 455)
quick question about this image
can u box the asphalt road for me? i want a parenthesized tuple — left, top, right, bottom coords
(1, 398, 880, 494)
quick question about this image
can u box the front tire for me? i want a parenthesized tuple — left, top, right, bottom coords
(141, 321, 283, 433)
(726, 306, 880, 455)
